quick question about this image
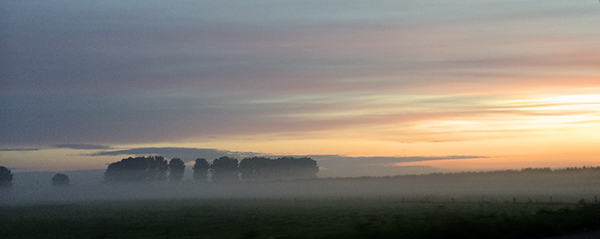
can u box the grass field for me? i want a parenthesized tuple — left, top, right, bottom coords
(2, 197, 600, 239)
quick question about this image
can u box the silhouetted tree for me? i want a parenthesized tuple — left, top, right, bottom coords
(239, 157, 319, 181)
(273, 157, 318, 180)
(211, 156, 238, 182)
(193, 158, 210, 182)
(0, 166, 13, 188)
(168, 158, 185, 182)
(146, 156, 168, 181)
(52, 173, 70, 186)
(284, 157, 319, 179)
(239, 157, 272, 181)
(105, 157, 148, 182)
(104, 156, 168, 183)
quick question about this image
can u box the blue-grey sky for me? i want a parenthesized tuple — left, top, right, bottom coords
(1, 0, 599, 176)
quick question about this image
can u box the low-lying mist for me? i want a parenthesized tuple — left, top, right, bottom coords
(2, 168, 599, 205)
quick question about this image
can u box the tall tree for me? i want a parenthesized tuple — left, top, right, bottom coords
(283, 157, 319, 179)
(105, 157, 148, 182)
(239, 157, 271, 181)
(168, 158, 186, 182)
(193, 158, 210, 182)
(211, 156, 239, 182)
(104, 156, 169, 183)
(0, 166, 13, 188)
(52, 173, 70, 186)
(147, 156, 168, 181)
(238, 157, 319, 181)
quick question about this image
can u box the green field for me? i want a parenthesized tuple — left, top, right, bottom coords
(2, 197, 600, 239)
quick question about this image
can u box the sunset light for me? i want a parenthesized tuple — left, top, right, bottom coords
(1, 0, 599, 177)
(2, 2, 600, 238)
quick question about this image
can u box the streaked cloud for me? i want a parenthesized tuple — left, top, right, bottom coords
(306, 155, 489, 177)
(0, 148, 40, 152)
(1, 0, 599, 174)
(89, 147, 259, 162)
(54, 144, 112, 150)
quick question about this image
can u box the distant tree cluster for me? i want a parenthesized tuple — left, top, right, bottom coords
(194, 156, 319, 182)
(192, 158, 210, 181)
(103, 156, 318, 183)
(562, 166, 600, 171)
(0, 166, 13, 188)
(1, 166, 73, 188)
(168, 158, 186, 182)
(346, 166, 600, 181)
(104, 156, 172, 183)
(52, 173, 70, 186)
(239, 157, 319, 181)
(210, 156, 239, 182)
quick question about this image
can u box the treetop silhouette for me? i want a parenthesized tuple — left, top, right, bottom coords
(0, 166, 13, 188)
(52, 173, 70, 186)
(104, 156, 168, 183)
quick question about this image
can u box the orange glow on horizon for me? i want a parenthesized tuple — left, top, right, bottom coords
(189, 90, 600, 172)
(394, 152, 600, 172)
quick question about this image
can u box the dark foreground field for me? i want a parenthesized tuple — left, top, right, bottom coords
(1, 198, 600, 239)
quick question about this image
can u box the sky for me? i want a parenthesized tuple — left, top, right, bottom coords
(1, 0, 599, 177)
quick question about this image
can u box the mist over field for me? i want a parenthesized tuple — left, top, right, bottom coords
(3, 168, 599, 205)
(3, 167, 600, 239)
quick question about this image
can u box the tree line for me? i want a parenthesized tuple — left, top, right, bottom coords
(103, 156, 319, 183)
(103, 156, 185, 183)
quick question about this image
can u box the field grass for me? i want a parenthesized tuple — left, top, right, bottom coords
(2, 197, 600, 239)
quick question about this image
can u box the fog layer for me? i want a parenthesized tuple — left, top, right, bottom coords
(2, 169, 599, 205)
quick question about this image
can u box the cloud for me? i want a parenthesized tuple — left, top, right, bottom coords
(89, 147, 260, 162)
(312, 155, 488, 165)
(54, 144, 111, 150)
(0, 148, 39, 152)
(309, 155, 489, 177)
